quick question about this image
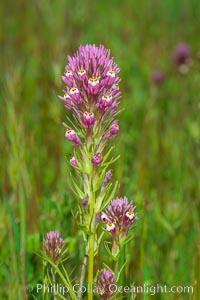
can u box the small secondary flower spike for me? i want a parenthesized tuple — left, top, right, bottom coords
(95, 269, 117, 299)
(43, 231, 64, 262)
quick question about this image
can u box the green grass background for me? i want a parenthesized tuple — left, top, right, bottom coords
(0, 0, 199, 299)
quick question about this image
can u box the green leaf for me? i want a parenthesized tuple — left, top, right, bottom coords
(95, 183, 112, 211)
(101, 181, 119, 211)
(102, 263, 114, 272)
(154, 209, 175, 236)
(117, 260, 128, 282)
(70, 175, 85, 199)
(66, 116, 80, 133)
(4, 196, 20, 256)
(102, 155, 120, 167)
(56, 292, 67, 300)
(92, 166, 107, 192)
(103, 146, 114, 161)
(104, 241, 119, 261)
(120, 233, 135, 248)
(78, 223, 91, 235)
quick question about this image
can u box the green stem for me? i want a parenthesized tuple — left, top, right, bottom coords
(51, 267, 57, 300)
(46, 259, 77, 300)
(114, 260, 119, 277)
(88, 187, 96, 300)
(88, 231, 95, 300)
(78, 254, 88, 300)
(42, 261, 46, 300)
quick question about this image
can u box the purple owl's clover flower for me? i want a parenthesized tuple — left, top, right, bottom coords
(43, 231, 64, 262)
(95, 269, 117, 299)
(60, 44, 121, 113)
(100, 197, 138, 255)
(59, 45, 125, 287)
(59, 44, 121, 167)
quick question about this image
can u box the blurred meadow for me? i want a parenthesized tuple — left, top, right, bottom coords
(0, 0, 200, 299)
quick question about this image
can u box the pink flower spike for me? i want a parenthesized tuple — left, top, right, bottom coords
(65, 127, 82, 146)
(102, 197, 138, 238)
(82, 111, 95, 128)
(43, 231, 64, 262)
(60, 45, 121, 111)
(95, 269, 117, 299)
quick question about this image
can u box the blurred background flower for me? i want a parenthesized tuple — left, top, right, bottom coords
(173, 42, 191, 65)
(151, 70, 166, 85)
(172, 42, 191, 74)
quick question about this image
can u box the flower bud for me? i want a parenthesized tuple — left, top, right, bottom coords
(70, 155, 78, 167)
(91, 153, 103, 166)
(101, 170, 112, 190)
(82, 195, 89, 208)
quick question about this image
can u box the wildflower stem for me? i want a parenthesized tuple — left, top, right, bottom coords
(88, 188, 96, 300)
(51, 267, 57, 300)
(78, 254, 88, 300)
(42, 261, 47, 300)
(114, 260, 119, 277)
(88, 232, 95, 300)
